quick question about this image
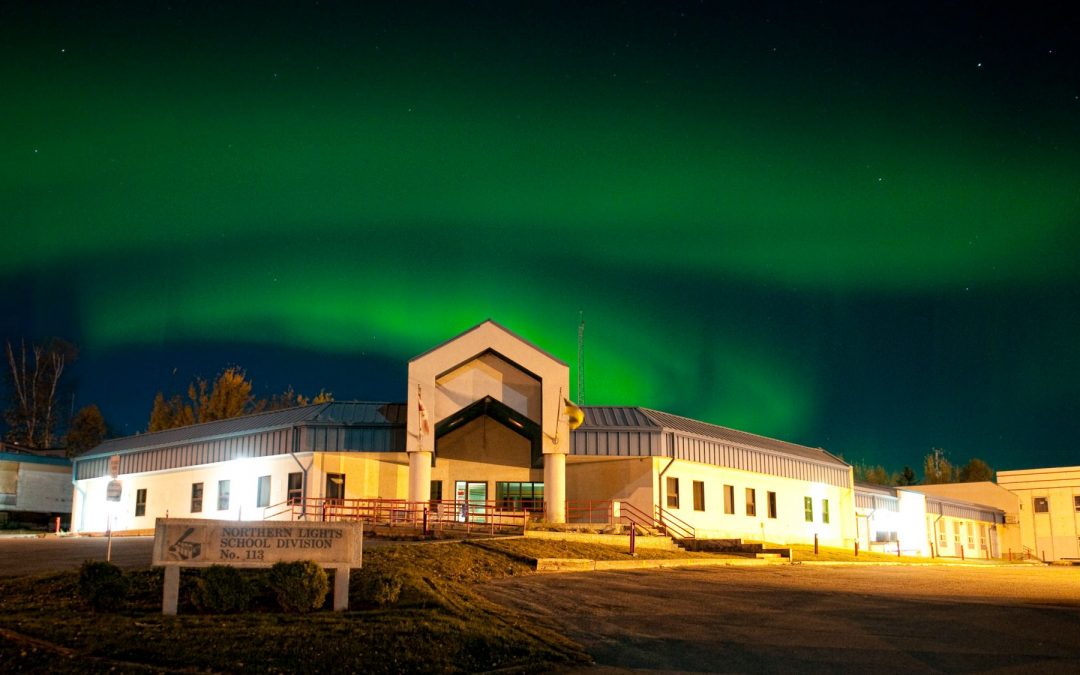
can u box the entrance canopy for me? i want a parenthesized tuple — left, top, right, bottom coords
(407, 320, 571, 456)
(435, 395, 543, 468)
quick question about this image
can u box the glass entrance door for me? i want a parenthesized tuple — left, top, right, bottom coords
(454, 481, 487, 522)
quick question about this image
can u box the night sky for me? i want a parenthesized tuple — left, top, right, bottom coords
(3, 2, 1078, 473)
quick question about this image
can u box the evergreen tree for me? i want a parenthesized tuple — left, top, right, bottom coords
(853, 462, 896, 486)
(198, 367, 254, 423)
(147, 368, 332, 431)
(958, 458, 994, 482)
(897, 466, 918, 485)
(65, 404, 107, 457)
(148, 392, 195, 432)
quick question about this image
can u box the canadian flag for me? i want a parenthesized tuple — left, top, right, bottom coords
(417, 385, 432, 436)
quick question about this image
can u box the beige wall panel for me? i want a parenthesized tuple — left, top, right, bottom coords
(428, 416, 541, 495)
(437, 417, 532, 468)
(435, 352, 542, 422)
(0, 461, 17, 494)
(565, 457, 655, 517)
(312, 452, 409, 501)
(998, 466, 1080, 561)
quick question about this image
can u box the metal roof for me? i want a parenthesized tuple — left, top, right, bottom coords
(0, 451, 71, 467)
(854, 481, 900, 497)
(640, 408, 847, 467)
(308, 402, 406, 425)
(580, 406, 848, 468)
(581, 406, 660, 430)
(80, 401, 405, 458)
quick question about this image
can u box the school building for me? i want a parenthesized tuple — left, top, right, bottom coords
(70, 320, 1064, 560)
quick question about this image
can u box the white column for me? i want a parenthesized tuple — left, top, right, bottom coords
(544, 452, 566, 523)
(408, 450, 432, 503)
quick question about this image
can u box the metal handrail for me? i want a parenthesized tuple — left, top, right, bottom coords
(565, 499, 612, 524)
(655, 504, 696, 540)
(618, 501, 663, 533)
(282, 497, 528, 535)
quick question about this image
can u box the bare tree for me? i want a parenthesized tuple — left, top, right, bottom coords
(4, 339, 76, 448)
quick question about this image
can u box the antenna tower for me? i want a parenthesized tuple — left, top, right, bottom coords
(577, 311, 585, 405)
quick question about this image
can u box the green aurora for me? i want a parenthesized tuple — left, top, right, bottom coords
(2, 3, 1078, 471)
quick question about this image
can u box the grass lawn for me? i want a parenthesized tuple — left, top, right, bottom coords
(0, 541, 590, 674)
(481, 537, 740, 561)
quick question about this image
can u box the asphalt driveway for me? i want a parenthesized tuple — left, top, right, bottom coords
(482, 563, 1080, 673)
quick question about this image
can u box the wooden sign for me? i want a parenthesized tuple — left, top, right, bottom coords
(152, 518, 363, 614)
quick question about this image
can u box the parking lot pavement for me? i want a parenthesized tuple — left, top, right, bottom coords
(0, 536, 155, 576)
(482, 564, 1080, 673)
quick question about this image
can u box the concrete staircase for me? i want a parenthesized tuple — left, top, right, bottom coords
(676, 538, 791, 560)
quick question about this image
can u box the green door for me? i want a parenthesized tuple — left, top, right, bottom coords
(454, 481, 487, 522)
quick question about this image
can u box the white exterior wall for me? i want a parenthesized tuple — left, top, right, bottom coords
(855, 490, 931, 557)
(0, 462, 72, 514)
(655, 458, 854, 547)
(925, 513, 996, 559)
(896, 490, 930, 557)
(72, 453, 315, 534)
(998, 466, 1080, 561)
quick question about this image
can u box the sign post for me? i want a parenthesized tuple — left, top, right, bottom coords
(152, 519, 363, 615)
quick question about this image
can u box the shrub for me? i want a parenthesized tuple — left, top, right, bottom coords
(356, 569, 403, 607)
(78, 560, 129, 612)
(190, 565, 252, 613)
(267, 561, 329, 613)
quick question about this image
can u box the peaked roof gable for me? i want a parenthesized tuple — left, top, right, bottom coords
(408, 319, 568, 367)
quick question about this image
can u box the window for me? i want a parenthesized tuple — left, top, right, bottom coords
(692, 481, 705, 511)
(804, 496, 813, 522)
(1034, 497, 1049, 513)
(287, 472, 303, 505)
(191, 482, 203, 513)
(1074, 496, 1080, 512)
(953, 521, 961, 546)
(666, 477, 680, 509)
(938, 524, 947, 548)
(822, 499, 830, 524)
(980, 524, 988, 550)
(135, 488, 147, 517)
(217, 480, 230, 511)
(746, 488, 757, 517)
(430, 480, 443, 503)
(324, 473, 344, 504)
(257, 475, 272, 508)
(767, 491, 777, 519)
(495, 482, 543, 510)
(966, 523, 975, 549)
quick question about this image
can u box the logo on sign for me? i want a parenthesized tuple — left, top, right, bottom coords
(167, 527, 203, 561)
